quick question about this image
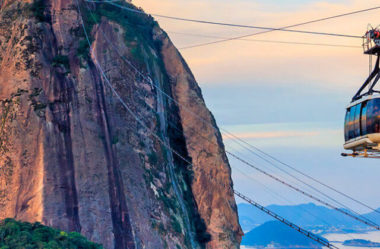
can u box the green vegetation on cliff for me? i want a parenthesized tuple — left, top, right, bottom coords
(0, 219, 102, 249)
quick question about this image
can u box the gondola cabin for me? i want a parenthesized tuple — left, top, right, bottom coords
(342, 26, 380, 158)
(344, 95, 380, 153)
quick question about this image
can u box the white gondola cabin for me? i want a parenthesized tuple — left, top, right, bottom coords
(344, 95, 380, 153)
(342, 26, 380, 158)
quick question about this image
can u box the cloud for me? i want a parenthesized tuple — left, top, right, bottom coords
(222, 130, 320, 139)
(220, 122, 342, 148)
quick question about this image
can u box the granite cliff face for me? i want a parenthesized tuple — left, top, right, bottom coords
(0, 0, 243, 248)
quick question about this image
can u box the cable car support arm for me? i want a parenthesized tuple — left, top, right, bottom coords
(352, 55, 380, 102)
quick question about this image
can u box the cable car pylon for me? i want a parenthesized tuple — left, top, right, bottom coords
(234, 190, 339, 249)
(342, 25, 380, 158)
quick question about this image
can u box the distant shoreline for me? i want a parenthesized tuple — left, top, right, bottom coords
(343, 239, 380, 247)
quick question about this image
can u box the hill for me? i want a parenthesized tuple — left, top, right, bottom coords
(241, 220, 324, 248)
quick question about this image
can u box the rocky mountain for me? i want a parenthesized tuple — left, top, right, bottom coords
(0, 0, 242, 248)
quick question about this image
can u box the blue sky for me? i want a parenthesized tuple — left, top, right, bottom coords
(133, 0, 380, 213)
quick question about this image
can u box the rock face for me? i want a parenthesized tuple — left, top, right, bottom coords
(0, 1, 243, 248)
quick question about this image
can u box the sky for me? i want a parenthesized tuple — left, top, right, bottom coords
(131, 0, 380, 214)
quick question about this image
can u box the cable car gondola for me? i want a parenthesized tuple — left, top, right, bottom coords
(342, 26, 380, 158)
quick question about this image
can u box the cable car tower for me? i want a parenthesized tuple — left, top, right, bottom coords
(342, 25, 380, 158)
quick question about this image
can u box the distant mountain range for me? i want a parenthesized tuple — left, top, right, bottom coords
(241, 221, 323, 248)
(238, 203, 380, 233)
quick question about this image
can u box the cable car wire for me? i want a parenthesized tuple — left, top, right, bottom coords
(77, 6, 344, 247)
(82, 0, 380, 231)
(158, 98, 369, 231)
(76, 2, 199, 248)
(93, 54, 357, 241)
(231, 165, 356, 241)
(234, 190, 339, 249)
(95, 34, 355, 239)
(95, 58, 339, 248)
(107, 29, 380, 218)
(159, 97, 378, 229)
(155, 97, 376, 228)
(177, 6, 380, 50)
(94, 25, 380, 230)
(149, 91, 376, 232)
(93, 1, 363, 39)
(179, 34, 358, 50)
(102, 32, 380, 229)
(229, 134, 380, 216)
(162, 105, 355, 240)
(224, 136, 378, 225)
(227, 152, 380, 230)
(167, 31, 360, 49)
(126, 72, 358, 241)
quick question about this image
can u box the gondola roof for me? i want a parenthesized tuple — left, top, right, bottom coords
(347, 94, 380, 108)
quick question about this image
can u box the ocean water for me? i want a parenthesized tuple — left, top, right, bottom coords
(241, 230, 380, 249)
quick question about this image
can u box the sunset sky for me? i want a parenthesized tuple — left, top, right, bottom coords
(133, 0, 380, 213)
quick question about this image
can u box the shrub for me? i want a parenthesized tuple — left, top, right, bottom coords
(195, 220, 211, 243)
(148, 153, 158, 165)
(170, 217, 182, 234)
(30, 0, 49, 22)
(111, 135, 119, 145)
(0, 218, 103, 249)
(77, 40, 90, 59)
(52, 55, 70, 69)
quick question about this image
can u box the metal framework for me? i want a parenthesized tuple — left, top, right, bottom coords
(234, 190, 339, 249)
(342, 149, 380, 158)
(363, 25, 380, 55)
(352, 55, 380, 102)
(352, 27, 380, 102)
